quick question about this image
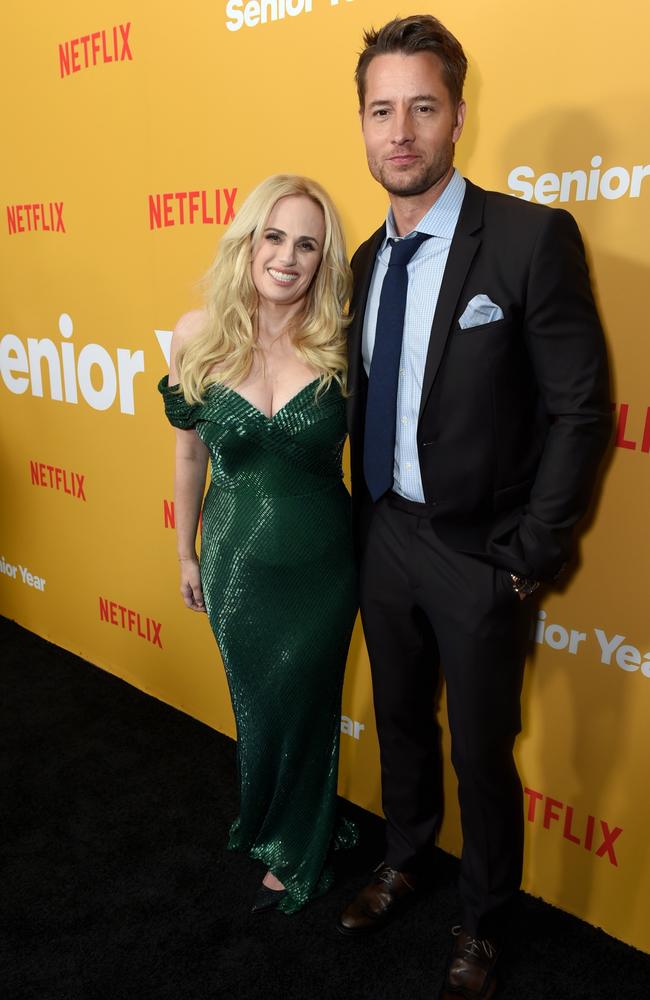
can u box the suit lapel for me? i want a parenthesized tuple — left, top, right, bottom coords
(418, 180, 485, 420)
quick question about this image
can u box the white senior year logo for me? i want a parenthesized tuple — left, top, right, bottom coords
(534, 610, 650, 677)
(508, 155, 650, 204)
(0, 313, 145, 414)
(0, 555, 46, 592)
(225, 0, 353, 33)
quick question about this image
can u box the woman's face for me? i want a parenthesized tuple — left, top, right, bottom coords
(251, 194, 326, 310)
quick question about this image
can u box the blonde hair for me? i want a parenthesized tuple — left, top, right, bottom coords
(177, 174, 352, 403)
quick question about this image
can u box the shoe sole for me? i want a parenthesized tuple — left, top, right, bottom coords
(336, 897, 413, 937)
(336, 917, 390, 937)
(439, 983, 496, 1000)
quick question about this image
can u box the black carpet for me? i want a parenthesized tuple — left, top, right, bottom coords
(1, 615, 648, 1000)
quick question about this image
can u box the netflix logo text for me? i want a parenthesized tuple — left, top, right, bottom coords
(525, 787, 623, 867)
(99, 597, 163, 648)
(164, 500, 175, 529)
(612, 402, 650, 453)
(163, 500, 202, 531)
(59, 22, 133, 78)
(7, 203, 65, 236)
(148, 188, 237, 230)
(30, 461, 86, 501)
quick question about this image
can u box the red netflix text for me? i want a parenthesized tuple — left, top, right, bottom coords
(524, 787, 623, 867)
(99, 597, 163, 648)
(163, 499, 202, 531)
(59, 23, 132, 78)
(611, 402, 650, 453)
(148, 188, 237, 230)
(7, 202, 65, 235)
(30, 461, 86, 501)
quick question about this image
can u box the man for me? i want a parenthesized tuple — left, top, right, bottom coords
(338, 15, 610, 1000)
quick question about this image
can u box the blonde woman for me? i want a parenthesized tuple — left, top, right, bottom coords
(159, 175, 357, 914)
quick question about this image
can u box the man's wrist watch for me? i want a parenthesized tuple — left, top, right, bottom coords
(509, 573, 540, 597)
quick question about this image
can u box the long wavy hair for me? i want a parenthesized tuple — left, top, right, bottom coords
(177, 174, 352, 403)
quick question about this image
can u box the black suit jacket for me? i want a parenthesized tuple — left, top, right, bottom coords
(347, 178, 611, 583)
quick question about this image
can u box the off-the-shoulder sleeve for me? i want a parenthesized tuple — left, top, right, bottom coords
(157, 375, 200, 429)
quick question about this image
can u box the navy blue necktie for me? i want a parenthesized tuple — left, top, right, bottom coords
(363, 233, 431, 501)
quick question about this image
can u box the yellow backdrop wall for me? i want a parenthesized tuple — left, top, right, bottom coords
(1, 0, 648, 952)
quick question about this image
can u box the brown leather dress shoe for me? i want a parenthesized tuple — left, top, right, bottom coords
(439, 926, 500, 999)
(337, 863, 418, 936)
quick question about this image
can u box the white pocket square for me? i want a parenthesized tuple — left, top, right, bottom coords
(458, 294, 504, 330)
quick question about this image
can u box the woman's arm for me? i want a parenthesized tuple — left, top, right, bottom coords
(170, 312, 209, 612)
(174, 426, 209, 611)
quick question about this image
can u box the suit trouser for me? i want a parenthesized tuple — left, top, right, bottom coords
(360, 493, 532, 937)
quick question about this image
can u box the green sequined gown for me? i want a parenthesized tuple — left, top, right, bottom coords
(159, 375, 357, 913)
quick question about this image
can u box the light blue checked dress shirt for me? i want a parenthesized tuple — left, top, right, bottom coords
(362, 169, 466, 502)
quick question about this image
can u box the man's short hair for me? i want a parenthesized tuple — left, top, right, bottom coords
(355, 14, 468, 110)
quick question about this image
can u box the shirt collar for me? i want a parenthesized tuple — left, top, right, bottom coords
(383, 168, 466, 248)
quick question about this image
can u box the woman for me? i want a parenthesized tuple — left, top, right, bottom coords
(158, 175, 357, 914)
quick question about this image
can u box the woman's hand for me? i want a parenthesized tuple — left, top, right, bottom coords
(179, 556, 206, 612)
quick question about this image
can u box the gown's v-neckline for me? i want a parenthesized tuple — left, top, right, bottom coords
(214, 376, 320, 422)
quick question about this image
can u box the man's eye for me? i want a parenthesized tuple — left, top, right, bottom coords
(373, 108, 390, 118)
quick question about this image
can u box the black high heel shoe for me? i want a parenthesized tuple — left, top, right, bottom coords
(251, 884, 288, 914)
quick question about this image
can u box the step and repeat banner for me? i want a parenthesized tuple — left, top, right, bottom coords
(1, 0, 648, 952)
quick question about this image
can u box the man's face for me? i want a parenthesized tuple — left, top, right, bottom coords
(360, 52, 466, 198)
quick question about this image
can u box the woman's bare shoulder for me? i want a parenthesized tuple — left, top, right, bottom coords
(169, 310, 208, 381)
(173, 309, 207, 345)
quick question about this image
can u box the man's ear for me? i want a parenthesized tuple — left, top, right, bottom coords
(453, 100, 467, 143)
